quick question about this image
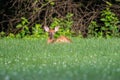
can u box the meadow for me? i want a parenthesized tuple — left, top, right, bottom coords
(0, 38, 120, 80)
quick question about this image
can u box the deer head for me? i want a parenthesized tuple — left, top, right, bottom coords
(44, 26, 71, 43)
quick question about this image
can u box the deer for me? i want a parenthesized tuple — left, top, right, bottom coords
(44, 26, 72, 44)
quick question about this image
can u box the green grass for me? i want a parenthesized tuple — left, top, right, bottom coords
(0, 38, 120, 80)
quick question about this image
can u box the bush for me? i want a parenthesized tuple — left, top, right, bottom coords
(15, 17, 30, 38)
(3, 13, 73, 39)
(50, 13, 73, 38)
(100, 8, 119, 37)
(88, 6, 120, 38)
(31, 24, 47, 39)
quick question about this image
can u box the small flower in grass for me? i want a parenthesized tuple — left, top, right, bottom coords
(62, 62, 67, 68)
(42, 64, 46, 67)
(32, 58, 36, 61)
(38, 70, 42, 74)
(13, 72, 18, 76)
(7, 61, 11, 64)
(15, 58, 19, 62)
(70, 50, 73, 53)
(22, 68, 26, 72)
(5, 75, 10, 80)
(25, 57, 28, 61)
(53, 62, 57, 65)
(75, 59, 78, 62)
(21, 62, 25, 65)
(5, 62, 7, 65)
(90, 55, 93, 58)
(32, 65, 35, 68)
(117, 68, 120, 72)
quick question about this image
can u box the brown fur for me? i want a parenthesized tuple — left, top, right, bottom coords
(44, 26, 72, 44)
(55, 36, 71, 43)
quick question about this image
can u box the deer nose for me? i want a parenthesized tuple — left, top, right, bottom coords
(49, 32, 53, 39)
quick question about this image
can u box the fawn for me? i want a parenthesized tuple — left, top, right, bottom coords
(44, 26, 72, 43)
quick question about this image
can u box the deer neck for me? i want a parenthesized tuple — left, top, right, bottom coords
(48, 38, 55, 43)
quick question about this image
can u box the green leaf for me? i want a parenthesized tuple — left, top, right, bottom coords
(100, 18, 106, 21)
(50, 2, 55, 6)
(21, 17, 29, 23)
(101, 27, 106, 30)
(105, 22, 110, 26)
(16, 24, 22, 28)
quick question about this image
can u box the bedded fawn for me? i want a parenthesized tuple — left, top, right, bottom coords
(44, 26, 72, 44)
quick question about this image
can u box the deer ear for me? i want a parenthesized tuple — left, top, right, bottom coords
(44, 26, 49, 32)
(54, 26, 59, 32)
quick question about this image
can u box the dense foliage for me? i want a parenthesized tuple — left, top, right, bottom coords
(0, 0, 120, 38)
